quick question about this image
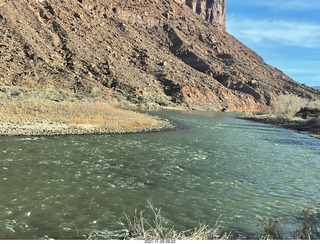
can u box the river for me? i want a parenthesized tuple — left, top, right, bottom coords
(0, 110, 319, 239)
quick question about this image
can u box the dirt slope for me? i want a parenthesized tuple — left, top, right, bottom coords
(0, 0, 319, 111)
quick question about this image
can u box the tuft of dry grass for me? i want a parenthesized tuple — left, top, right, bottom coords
(123, 200, 231, 240)
(259, 216, 282, 240)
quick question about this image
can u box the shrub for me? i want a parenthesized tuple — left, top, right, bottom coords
(306, 100, 320, 109)
(272, 95, 309, 119)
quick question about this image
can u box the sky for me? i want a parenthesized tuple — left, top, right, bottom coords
(225, 0, 320, 87)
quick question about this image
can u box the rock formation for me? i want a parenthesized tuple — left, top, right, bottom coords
(0, 0, 319, 112)
(182, 0, 226, 29)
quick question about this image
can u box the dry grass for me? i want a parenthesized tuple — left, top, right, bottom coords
(88, 203, 320, 240)
(259, 217, 282, 240)
(123, 201, 231, 240)
(0, 98, 158, 131)
(86, 202, 320, 240)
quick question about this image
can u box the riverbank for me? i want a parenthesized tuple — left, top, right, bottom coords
(240, 115, 320, 139)
(0, 114, 175, 136)
(0, 86, 176, 136)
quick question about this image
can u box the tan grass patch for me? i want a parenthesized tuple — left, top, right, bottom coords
(0, 99, 159, 131)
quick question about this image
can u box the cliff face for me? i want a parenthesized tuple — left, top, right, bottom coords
(0, 0, 319, 111)
(181, 0, 226, 28)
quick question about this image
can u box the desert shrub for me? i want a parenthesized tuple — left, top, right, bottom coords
(271, 95, 309, 119)
(306, 100, 320, 109)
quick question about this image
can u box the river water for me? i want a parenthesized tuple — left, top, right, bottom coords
(0, 110, 319, 239)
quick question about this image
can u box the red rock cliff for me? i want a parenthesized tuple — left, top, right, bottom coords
(179, 0, 226, 29)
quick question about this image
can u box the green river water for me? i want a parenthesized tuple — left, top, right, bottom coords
(0, 110, 319, 239)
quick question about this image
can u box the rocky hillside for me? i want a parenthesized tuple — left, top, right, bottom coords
(0, 0, 319, 111)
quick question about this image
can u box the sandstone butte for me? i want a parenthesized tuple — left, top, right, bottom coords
(0, 0, 319, 112)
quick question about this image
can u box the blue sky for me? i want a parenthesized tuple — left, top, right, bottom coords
(225, 0, 320, 87)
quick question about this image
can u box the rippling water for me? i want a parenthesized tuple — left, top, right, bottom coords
(0, 110, 319, 239)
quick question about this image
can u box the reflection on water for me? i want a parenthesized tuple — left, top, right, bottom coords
(0, 110, 319, 239)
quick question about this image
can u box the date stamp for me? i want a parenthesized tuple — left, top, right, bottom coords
(144, 240, 176, 244)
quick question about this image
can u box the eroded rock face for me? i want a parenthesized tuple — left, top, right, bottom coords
(183, 0, 226, 29)
(0, 0, 319, 112)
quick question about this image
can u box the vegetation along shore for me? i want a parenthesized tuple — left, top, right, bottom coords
(240, 94, 320, 139)
(0, 85, 175, 136)
(86, 201, 320, 240)
(1, 85, 319, 138)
